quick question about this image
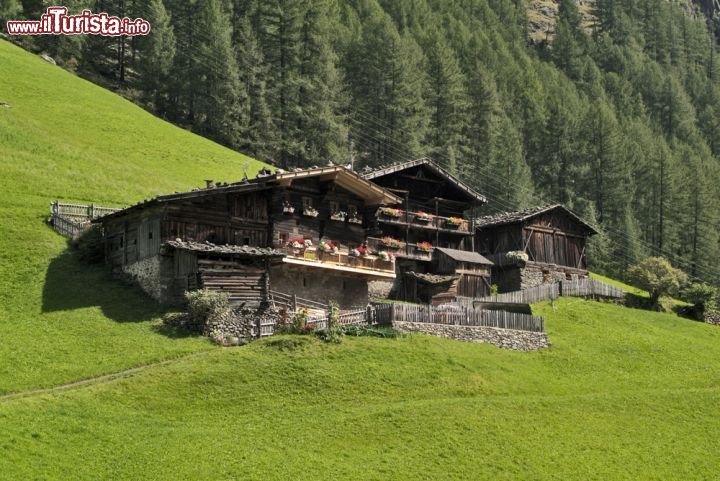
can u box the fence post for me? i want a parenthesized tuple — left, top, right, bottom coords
(256, 316, 262, 339)
(292, 294, 298, 313)
(366, 304, 372, 324)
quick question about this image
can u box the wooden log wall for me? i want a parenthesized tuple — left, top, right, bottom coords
(198, 257, 268, 306)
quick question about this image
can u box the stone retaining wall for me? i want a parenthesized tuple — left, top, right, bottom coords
(392, 321, 549, 351)
(122, 255, 162, 301)
(704, 310, 720, 326)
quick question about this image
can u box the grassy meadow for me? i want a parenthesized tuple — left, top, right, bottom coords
(2, 39, 720, 480)
(2, 298, 719, 480)
(0, 39, 267, 393)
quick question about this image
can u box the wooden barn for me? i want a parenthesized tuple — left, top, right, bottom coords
(475, 204, 597, 292)
(95, 166, 401, 307)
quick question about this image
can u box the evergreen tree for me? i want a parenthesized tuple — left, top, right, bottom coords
(137, 0, 176, 114)
(192, 0, 242, 147)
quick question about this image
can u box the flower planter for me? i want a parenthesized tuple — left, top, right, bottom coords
(303, 209, 319, 218)
(283, 207, 295, 215)
(348, 217, 363, 225)
(330, 214, 347, 222)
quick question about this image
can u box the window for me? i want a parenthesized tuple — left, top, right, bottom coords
(342, 280, 347, 290)
(302, 196, 313, 209)
(329, 200, 340, 214)
(243, 237, 251, 246)
(347, 204, 358, 216)
(148, 231, 153, 240)
(303, 276, 307, 287)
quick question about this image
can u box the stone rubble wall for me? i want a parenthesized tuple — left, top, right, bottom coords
(122, 255, 162, 301)
(704, 310, 720, 326)
(392, 321, 549, 351)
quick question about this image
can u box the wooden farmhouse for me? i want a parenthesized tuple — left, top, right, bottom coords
(475, 204, 597, 292)
(95, 166, 402, 308)
(361, 159, 492, 301)
(93, 159, 600, 308)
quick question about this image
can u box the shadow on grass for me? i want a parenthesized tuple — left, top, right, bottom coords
(42, 247, 163, 323)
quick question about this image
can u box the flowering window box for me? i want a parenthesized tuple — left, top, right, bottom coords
(446, 217, 464, 228)
(415, 211, 434, 223)
(380, 236, 405, 250)
(330, 211, 347, 222)
(416, 241, 433, 252)
(348, 215, 363, 225)
(282, 203, 295, 214)
(377, 251, 396, 262)
(303, 207, 319, 218)
(380, 207, 403, 219)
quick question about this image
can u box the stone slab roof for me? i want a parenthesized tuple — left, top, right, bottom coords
(164, 240, 285, 257)
(405, 271, 458, 285)
(475, 204, 598, 234)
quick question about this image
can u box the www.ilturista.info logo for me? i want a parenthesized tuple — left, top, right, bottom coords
(6, 7, 150, 36)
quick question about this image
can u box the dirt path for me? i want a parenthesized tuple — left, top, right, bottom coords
(0, 350, 211, 403)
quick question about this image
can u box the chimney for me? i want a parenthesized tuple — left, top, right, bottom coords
(204, 179, 213, 189)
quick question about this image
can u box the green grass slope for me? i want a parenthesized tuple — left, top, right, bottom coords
(0, 39, 268, 393)
(1, 298, 719, 480)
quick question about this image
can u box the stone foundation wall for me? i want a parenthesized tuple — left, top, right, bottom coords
(270, 266, 368, 308)
(495, 263, 587, 291)
(704, 310, 720, 326)
(122, 255, 162, 301)
(392, 321, 549, 351)
(368, 280, 394, 300)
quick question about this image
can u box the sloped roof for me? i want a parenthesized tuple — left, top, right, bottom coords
(435, 247, 494, 265)
(164, 240, 285, 257)
(361, 158, 487, 204)
(405, 271, 458, 285)
(97, 165, 401, 222)
(475, 204, 598, 234)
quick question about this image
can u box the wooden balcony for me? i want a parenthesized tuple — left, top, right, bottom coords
(376, 209, 472, 234)
(281, 247, 396, 279)
(366, 237, 434, 262)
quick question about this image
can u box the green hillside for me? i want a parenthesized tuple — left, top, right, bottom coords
(2, 298, 719, 480)
(0, 39, 268, 393)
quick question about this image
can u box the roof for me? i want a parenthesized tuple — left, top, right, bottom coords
(405, 271, 458, 285)
(474, 204, 598, 234)
(361, 158, 487, 204)
(164, 240, 285, 257)
(273, 166, 401, 205)
(435, 247, 494, 265)
(96, 165, 401, 222)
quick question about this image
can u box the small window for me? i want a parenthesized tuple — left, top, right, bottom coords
(342, 279, 347, 290)
(329, 200, 340, 214)
(119, 237, 124, 248)
(302, 196, 313, 209)
(347, 204, 358, 216)
(243, 236, 251, 246)
(303, 276, 307, 287)
(148, 231, 153, 240)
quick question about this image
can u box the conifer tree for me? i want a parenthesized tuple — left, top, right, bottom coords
(137, 0, 176, 114)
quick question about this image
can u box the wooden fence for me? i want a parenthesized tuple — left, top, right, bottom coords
(470, 278, 624, 305)
(50, 215, 89, 238)
(50, 201, 119, 220)
(49, 200, 120, 238)
(373, 302, 544, 332)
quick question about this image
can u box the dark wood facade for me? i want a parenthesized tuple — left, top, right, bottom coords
(476, 205, 596, 270)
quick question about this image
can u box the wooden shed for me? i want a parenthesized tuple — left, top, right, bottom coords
(475, 204, 597, 291)
(432, 247, 493, 299)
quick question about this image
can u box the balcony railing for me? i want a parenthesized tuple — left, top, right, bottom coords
(376, 208, 471, 233)
(366, 237, 434, 261)
(281, 246, 396, 278)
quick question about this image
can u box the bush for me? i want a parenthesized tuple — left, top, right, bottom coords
(627, 257, 688, 307)
(185, 289, 231, 328)
(682, 283, 717, 311)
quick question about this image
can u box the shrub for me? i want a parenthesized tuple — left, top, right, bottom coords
(185, 289, 231, 328)
(490, 284, 499, 296)
(627, 257, 688, 307)
(683, 283, 717, 311)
